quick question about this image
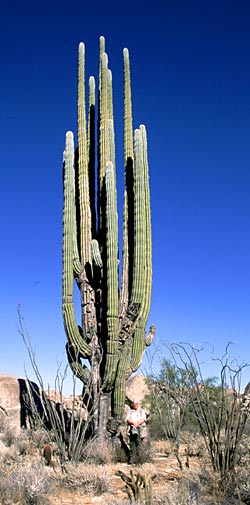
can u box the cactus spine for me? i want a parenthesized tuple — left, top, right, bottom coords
(62, 37, 155, 433)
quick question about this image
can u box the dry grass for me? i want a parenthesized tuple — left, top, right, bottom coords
(0, 423, 249, 504)
(60, 462, 113, 495)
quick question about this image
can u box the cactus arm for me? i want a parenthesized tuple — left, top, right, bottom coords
(77, 43, 97, 337)
(77, 42, 92, 263)
(102, 161, 119, 389)
(91, 239, 103, 268)
(108, 118, 116, 184)
(119, 47, 134, 326)
(88, 76, 96, 238)
(113, 338, 133, 420)
(98, 48, 110, 235)
(119, 191, 129, 331)
(130, 126, 153, 371)
(139, 124, 152, 320)
(66, 343, 91, 382)
(123, 48, 134, 163)
(62, 131, 91, 359)
(108, 69, 114, 120)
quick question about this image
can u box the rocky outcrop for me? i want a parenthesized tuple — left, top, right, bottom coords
(0, 372, 149, 434)
(126, 374, 149, 404)
(0, 373, 43, 433)
(0, 374, 20, 432)
(45, 389, 88, 422)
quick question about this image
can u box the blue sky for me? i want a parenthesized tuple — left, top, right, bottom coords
(1, 0, 250, 394)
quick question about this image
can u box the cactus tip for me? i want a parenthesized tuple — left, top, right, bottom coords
(106, 161, 113, 172)
(101, 52, 108, 65)
(66, 130, 74, 139)
(100, 35, 105, 52)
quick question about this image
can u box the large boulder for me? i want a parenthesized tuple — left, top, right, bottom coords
(0, 372, 149, 435)
(126, 374, 149, 404)
(0, 373, 43, 434)
(45, 389, 88, 422)
(0, 374, 20, 432)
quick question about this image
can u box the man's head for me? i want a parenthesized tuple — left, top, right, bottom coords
(132, 399, 139, 409)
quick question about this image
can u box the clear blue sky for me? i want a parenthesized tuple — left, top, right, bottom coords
(1, 0, 250, 394)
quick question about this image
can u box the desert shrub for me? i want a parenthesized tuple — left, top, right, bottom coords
(0, 474, 22, 505)
(0, 450, 19, 469)
(0, 460, 52, 505)
(153, 469, 220, 505)
(27, 427, 49, 449)
(237, 434, 250, 467)
(243, 417, 250, 437)
(0, 423, 17, 447)
(180, 432, 206, 458)
(61, 462, 112, 495)
(147, 343, 250, 486)
(15, 428, 32, 456)
(135, 439, 154, 464)
(82, 437, 114, 464)
(232, 468, 250, 504)
(11, 461, 52, 505)
(145, 358, 217, 442)
(113, 439, 130, 463)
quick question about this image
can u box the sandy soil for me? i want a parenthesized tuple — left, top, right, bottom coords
(50, 442, 205, 504)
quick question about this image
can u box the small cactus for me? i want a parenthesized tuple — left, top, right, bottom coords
(43, 444, 52, 466)
(116, 469, 155, 505)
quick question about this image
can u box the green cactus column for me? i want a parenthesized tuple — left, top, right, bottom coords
(62, 36, 155, 435)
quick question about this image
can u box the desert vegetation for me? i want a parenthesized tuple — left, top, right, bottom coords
(2, 34, 249, 505)
(1, 338, 250, 504)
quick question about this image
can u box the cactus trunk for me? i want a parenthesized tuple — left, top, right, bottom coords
(62, 37, 155, 436)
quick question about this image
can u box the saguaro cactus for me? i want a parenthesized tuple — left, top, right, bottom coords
(62, 37, 155, 436)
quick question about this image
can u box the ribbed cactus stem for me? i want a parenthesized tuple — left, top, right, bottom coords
(100, 35, 105, 56)
(131, 129, 144, 294)
(99, 51, 109, 177)
(77, 42, 92, 263)
(98, 50, 110, 235)
(91, 239, 103, 268)
(103, 161, 119, 389)
(62, 131, 91, 359)
(107, 69, 113, 120)
(119, 47, 133, 322)
(108, 119, 116, 185)
(113, 338, 132, 419)
(123, 48, 133, 162)
(88, 76, 96, 237)
(130, 125, 152, 371)
(138, 124, 152, 319)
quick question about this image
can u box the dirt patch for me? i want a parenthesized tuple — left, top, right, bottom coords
(50, 445, 205, 504)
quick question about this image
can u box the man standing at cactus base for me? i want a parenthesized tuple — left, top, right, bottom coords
(126, 399, 147, 463)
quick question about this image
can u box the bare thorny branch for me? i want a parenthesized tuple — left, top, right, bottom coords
(145, 340, 250, 486)
(17, 305, 109, 463)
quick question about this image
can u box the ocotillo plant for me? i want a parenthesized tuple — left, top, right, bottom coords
(62, 36, 155, 436)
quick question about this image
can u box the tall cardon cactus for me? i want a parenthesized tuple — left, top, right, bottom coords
(62, 36, 155, 436)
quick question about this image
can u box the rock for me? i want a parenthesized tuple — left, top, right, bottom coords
(0, 373, 43, 434)
(45, 390, 88, 422)
(126, 374, 149, 404)
(44, 389, 67, 404)
(63, 395, 88, 421)
(0, 372, 148, 435)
